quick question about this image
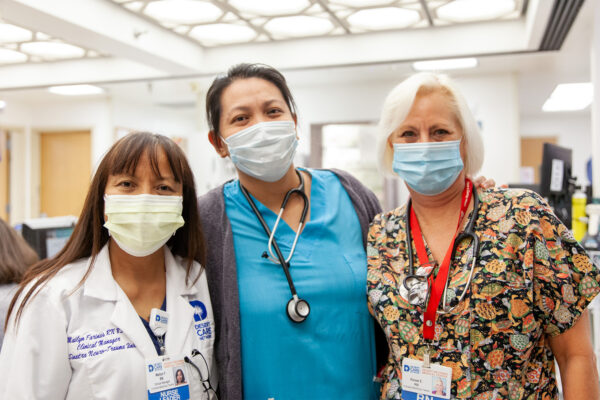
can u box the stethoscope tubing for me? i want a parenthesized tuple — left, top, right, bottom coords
(404, 186, 481, 314)
(240, 170, 310, 298)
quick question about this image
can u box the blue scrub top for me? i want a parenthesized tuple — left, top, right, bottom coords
(224, 169, 377, 400)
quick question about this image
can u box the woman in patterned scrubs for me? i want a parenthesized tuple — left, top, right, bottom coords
(367, 72, 600, 400)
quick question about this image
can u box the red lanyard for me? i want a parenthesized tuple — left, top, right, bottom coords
(409, 179, 473, 340)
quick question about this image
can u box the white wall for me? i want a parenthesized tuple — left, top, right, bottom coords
(521, 114, 592, 186)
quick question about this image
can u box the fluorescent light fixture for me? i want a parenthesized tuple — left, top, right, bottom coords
(229, 0, 310, 16)
(48, 84, 105, 96)
(413, 57, 478, 71)
(144, 0, 222, 24)
(436, 0, 515, 23)
(542, 83, 593, 112)
(264, 16, 334, 38)
(21, 42, 86, 59)
(0, 23, 32, 43)
(189, 24, 257, 45)
(0, 48, 27, 64)
(347, 7, 421, 30)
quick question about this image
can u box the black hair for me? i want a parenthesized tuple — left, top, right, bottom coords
(205, 63, 297, 146)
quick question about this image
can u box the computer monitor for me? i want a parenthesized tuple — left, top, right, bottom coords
(539, 143, 574, 228)
(22, 216, 77, 259)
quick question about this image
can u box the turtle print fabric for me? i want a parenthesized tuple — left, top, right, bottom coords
(367, 188, 600, 400)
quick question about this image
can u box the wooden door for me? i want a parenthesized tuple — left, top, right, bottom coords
(0, 131, 8, 221)
(41, 131, 91, 217)
(521, 136, 558, 183)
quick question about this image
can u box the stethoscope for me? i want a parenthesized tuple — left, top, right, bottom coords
(240, 169, 311, 323)
(403, 186, 481, 314)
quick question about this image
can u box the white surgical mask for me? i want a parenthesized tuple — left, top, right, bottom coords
(224, 120, 298, 182)
(104, 194, 184, 257)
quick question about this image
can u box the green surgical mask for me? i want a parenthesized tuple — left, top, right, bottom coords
(103, 194, 184, 257)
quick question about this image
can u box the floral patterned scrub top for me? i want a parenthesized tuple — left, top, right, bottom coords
(367, 188, 600, 400)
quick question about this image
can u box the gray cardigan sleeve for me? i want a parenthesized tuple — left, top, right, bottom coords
(198, 185, 243, 400)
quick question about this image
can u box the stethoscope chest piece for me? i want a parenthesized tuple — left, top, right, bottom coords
(287, 294, 310, 323)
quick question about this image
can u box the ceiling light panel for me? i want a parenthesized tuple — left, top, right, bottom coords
(542, 83, 593, 112)
(347, 7, 421, 31)
(189, 23, 257, 46)
(21, 41, 86, 59)
(144, 0, 223, 24)
(229, 0, 311, 17)
(432, 0, 522, 25)
(264, 16, 335, 39)
(0, 19, 101, 65)
(0, 23, 33, 43)
(109, 0, 525, 47)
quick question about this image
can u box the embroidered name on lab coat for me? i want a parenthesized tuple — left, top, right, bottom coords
(67, 328, 136, 360)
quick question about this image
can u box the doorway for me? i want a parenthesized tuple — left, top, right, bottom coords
(40, 131, 91, 217)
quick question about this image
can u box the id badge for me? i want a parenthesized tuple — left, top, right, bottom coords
(401, 358, 452, 400)
(146, 354, 190, 400)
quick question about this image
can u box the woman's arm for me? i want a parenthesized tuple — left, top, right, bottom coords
(548, 309, 600, 400)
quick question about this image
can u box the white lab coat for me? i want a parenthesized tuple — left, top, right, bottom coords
(0, 244, 216, 399)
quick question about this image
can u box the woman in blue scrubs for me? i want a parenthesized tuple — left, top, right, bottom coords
(198, 63, 384, 399)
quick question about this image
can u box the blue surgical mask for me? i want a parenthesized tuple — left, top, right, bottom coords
(225, 121, 298, 182)
(392, 140, 464, 196)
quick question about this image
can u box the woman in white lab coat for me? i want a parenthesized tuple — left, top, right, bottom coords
(0, 132, 217, 399)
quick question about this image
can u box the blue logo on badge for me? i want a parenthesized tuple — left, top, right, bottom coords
(156, 315, 161, 322)
(189, 300, 208, 322)
(149, 364, 154, 372)
(404, 365, 410, 372)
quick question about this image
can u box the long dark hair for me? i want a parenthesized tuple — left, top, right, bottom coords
(6, 132, 206, 326)
(0, 218, 38, 284)
(206, 63, 298, 149)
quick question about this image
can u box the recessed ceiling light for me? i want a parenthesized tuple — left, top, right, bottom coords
(412, 57, 478, 71)
(0, 23, 33, 43)
(229, 0, 310, 16)
(542, 83, 593, 112)
(48, 84, 105, 96)
(144, 0, 223, 24)
(436, 0, 515, 23)
(331, 0, 393, 7)
(0, 100, 6, 110)
(189, 24, 257, 45)
(264, 16, 334, 38)
(0, 48, 28, 64)
(21, 42, 86, 59)
(347, 7, 421, 30)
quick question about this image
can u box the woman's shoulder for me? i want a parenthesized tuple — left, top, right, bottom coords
(478, 187, 552, 218)
(370, 204, 407, 231)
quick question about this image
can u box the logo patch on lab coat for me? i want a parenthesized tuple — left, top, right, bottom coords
(189, 300, 212, 341)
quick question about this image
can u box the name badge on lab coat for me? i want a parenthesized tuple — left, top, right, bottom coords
(146, 354, 190, 400)
(401, 358, 452, 400)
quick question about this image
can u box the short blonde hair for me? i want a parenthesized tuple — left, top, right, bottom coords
(377, 72, 484, 176)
